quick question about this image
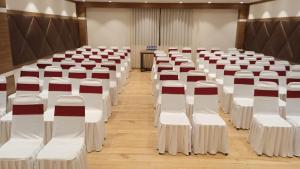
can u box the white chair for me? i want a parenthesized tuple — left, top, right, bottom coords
(89, 55, 102, 64)
(36, 96, 87, 169)
(182, 47, 192, 59)
(192, 81, 228, 155)
(44, 78, 72, 143)
(91, 48, 100, 55)
(60, 60, 76, 77)
(65, 50, 76, 58)
(152, 63, 174, 97)
(291, 65, 300, 72)
(158, 81, 191, 155)
(215, 60, 230, 86)
(76, 48, 85, 54)
(91, 67, 112, 121)
(98, 46, 107, 52)
(52, 54, 65, 65)
(196, 47, 206, 53)
(179, 62, 195, 83)
(285, 82, 300, 156)
(15, 66, 40, 85)
(236, 60, 249, 70)
(0, 95, 44, 169)
(207, 56, 219, 80)
(270, 65, 287, 100)
(81, 60, 97, 78)
(68, 67, 87, 95)
(37, 59, 52, 79)
(287, 71, 300, 85)
(230, 71, 255, 129)
(221, 65, 241, 113)
(247, 65, 264, 83)
(168, 47, 178, 52)
(248, 82, 293, 157)
(185, 71, 206, 119)
(0, 76, 7, 117)
(71, 54, 85, 65)
(154, 70, 179, 126)
(79, 79, 105, 152)
(82, 51, 92, 59)
(108, 56, 123, 91)
(41, 66, 63, 97)
(101, 62, 118, 105)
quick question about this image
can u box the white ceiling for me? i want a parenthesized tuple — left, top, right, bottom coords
(76, 0, 263, 3)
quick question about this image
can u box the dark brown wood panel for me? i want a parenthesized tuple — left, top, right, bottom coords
(244, 17, 300, 63)
(0, 13, 13, 74)
(78, 19, 88, 46)
(235, 5, 249, 49)
(7, 10, 80, 66)
(0, 0, 5, 8)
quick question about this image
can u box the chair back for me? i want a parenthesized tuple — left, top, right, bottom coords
(0, 76, 7, 113)
(223, 65, 240, 87)
(16, 77, 40, 95)
(186, 70, 206, 97)
(233, 71, 255, 99)
(53, 96, 85, 138)
(80, 79, 103, 111)
(161, 81, 186, 113)
(43, 66, 63, 91)
(48, 78, 72, 110)
(286, 82, 300, 116)
(11, 95, 44, 140)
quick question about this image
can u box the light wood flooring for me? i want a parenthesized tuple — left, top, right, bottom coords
(87, 69, 300, 169)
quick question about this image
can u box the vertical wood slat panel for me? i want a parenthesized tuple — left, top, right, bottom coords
(0, 12, 13, 74)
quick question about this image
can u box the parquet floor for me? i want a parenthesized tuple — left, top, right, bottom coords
(87, 69, 300, 169)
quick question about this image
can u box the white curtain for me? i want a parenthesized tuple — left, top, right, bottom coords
(160, 9, 193, 49)
(131, 8, 160, 68)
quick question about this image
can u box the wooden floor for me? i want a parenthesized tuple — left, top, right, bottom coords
(87, 69, 300, 169)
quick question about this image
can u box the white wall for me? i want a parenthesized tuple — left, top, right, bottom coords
(6, 0, 76, 17)
(87, 8, 131, 47)
(192, 9, 238, 51)
(249, 0, 300, 19)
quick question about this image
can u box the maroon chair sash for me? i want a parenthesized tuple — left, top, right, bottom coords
(83, 54, 90, 58)
(113, 49, 118, 52)
(209, 59, 218, 64)
(49, 83, 72, 91)
(286, 66, 290, 71)
(162, 86, 184, 94)
(120, 55, 125, 59)
(160, 75, 178, 80)
(92, 51, 98, 55)
(92, 73, 110, 79)
(171, 56, 177, 61)
(230, 60, 236, 64)
(61, 64, 75, 70)
(216, 65, 225, 70)
(20, 71, 39, 78)
(101, 65, 116, 71)
(157, 67, 173, 72)
(287, 91, 300, 98)
(16, 84, 39, 91)
(37, 63, 51, 69)
(194, 87, 218, 95)
(197, 49, 205, 53)
(234, 78, 254, 85)
(253, 71, 261, 76)
(127, 49, 131, 53)
(65, 54, 73, 58)
(53, 58, 65, 62)
(264, 66, 270, 70)
(72, 58, 84, 63)
(100, 49, 105, 52)
(13, 104, 44, 115)
(168, 49, 177, 52)
(175, 61, 187, 66)
(80, 85, 103, 94)
(55, 106, 85, 116)
(254, 89, 278, 97)
(182, 50, 192, 53)
(240, 65, 248, 69)
(224, 70, 237, 76)
(204, 56, 210, 61)
(239, 57, 244, 60)
(215, 54, 221, 56)
(250, 61, 256, 64)
(0, 83, 7, 91)
(108, 52, 114, 55)
(82, 64, 96, 70)
(187, 76, 206, 82)
(101, 55, 108, 59)
(269, 61, 275, 65)
(89, 58, 102, 63)
(180, 67, 195, 72)
(259, 78, 279, 84)
(76, 51, 82, 54)
(69, 72, 87, 79)
(275, 71, 286, 76)
(287, 78, 300, 84)
(44, 71, 63, 77)
(199, 54, 205, 58)
(86, 48, 91, 51)
(256, 57, 262, 60)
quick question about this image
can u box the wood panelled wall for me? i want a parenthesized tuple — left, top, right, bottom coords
(0, 12, 13, 74)
(7, 11, 80, 66)
(244, 17, 300, 63)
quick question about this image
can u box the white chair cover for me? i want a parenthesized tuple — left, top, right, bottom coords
(52, 54, 65, 66)
(0, 95, 44, 169)
(60, 60, 76, 77)
(179, 62, 195, 83)
(248, 82, 293, 157)
(182, 47, 192, 59)
(81, 60, 97, 78)
(192, 81, 228, 155)
(68, 67, 87, 95)
(36, 95, 87, 169)
(285, 82, 300, 156)
(79, 79, 105, 152)
(91, 67, 112, 120)
(101, 62, 118, 105)
(158, 81, 191, 155)
(41, 66, 63, 97)
(221, 65, 240, 113)
(230, 71, 255, 129)
(37, 59, 52, 79)
(0, 76, 7, 117)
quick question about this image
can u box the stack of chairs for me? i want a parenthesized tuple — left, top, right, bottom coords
(0, 45, 132, 168)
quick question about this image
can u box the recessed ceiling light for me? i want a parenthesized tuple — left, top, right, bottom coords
(108, 1, 112, 3)
(145, 1, 148, 3)
(240, 1, 244, 4)
(208, 1, 212, 4)
(179, 1, 183, 3)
